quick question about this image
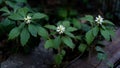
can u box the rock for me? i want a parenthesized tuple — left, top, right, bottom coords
(1, 39, 54, 68)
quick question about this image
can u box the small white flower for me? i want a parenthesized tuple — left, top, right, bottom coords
(26, 20, 31, 24)
(95, 15, 104, 25)
(24, 15, 32, 24)
(56, 25, 65, 34)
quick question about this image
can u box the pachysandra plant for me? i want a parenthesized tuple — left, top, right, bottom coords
(5, 7, 48, 46)
(81, 15, 115, 61)
(44, 20, 78, 65)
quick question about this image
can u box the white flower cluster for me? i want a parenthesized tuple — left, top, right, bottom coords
(95, 15, 104, 25)
(56, 25, 65, 34)
(24, 15, 32, 24)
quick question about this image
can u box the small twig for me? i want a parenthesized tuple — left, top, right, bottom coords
(94, 60, 102, 68)
(63, 53, 84, 68)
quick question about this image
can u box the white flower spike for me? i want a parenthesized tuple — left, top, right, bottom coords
(24, 15, 32, 24)
(95, 15, 104, 25)
(56, 25, 65, 34)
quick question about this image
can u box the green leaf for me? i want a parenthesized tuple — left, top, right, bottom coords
(100, 29, 110, 41)
(80, 15, 94, 23)
(37, 26, 49, 40)
(103, 20, 115, 26)
(44, 25, 56, 30)
(44, 39, 54, 49)
(8, 27, 20, 39)
(85, 26, 99, 45)
(54, 54, 63, 65)
(5, 1, 18, 9)
(108, 30, 115, 37)
(95, 46, 104, 53)
(28, 24, 37, 37)
(0, 6, 10, 13)
(18, 7, 29, 17)
(1, 18, 12, 26)
(62, 20, 70, 27)
(101, 25, 106, 30)
(92, 26, 99, 37)
(66, 27, 77, 32)
(15, 0, 27, 3)
(32, 13, 48, 20)
(62, 36, 75, 49)
(20, 28, 30, 46)
(54, 36, 61, 49)
(107, 62, 114, 68)
(78, 44, 87, 53)
(75, 36, 82, 40)
(65, 32, 75, 38)
(8, 13, 23, 20)
(0, 0, 2, 4)
(85, 29, 94, 45)
(18, 23, 25, 30)
(97, 53, 106, 61)
(72, 18, 81, 29)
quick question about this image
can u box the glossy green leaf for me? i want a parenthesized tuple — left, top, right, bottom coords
(8, 13, 23, 20)
(44, 25, 56, 30)
(54, 36, 61, 49)
(15, 0, 27, 3)
(0, 0, 2, 4)
(37, 26, 49, 40)
(8, 27, 20, 39)
(28, 24, 37, 37)
(62, 20, 70, 27)
(95, 46, 104, 53)
(62, 36, 75, 49)
(18, 7, 29, 17)
(92, 26, 99, 37)
(101, 25, 106, 30)
(72, 18, 81, 29)
(81, 15, 94, 23)
(103, 20, 115, 26)
(1, 18, 12, 26)
(44, 39, 54, 49)
(100, 29, 110, 41)
(66, 27, 77, 32)
(32, 13, 48, 20)
(20, 28, 30, 46)
(54, 54, 63, 65)
(85, 29, 94, 45)
(65, 32, 75, 38)
(97, 53, 106, 61)
(5, 1, 18, 9)
(78, 44, 87, 53)
(18, 23, 25, 30)
(108, 30, 115, 37)
(0, 6, 10, 13)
